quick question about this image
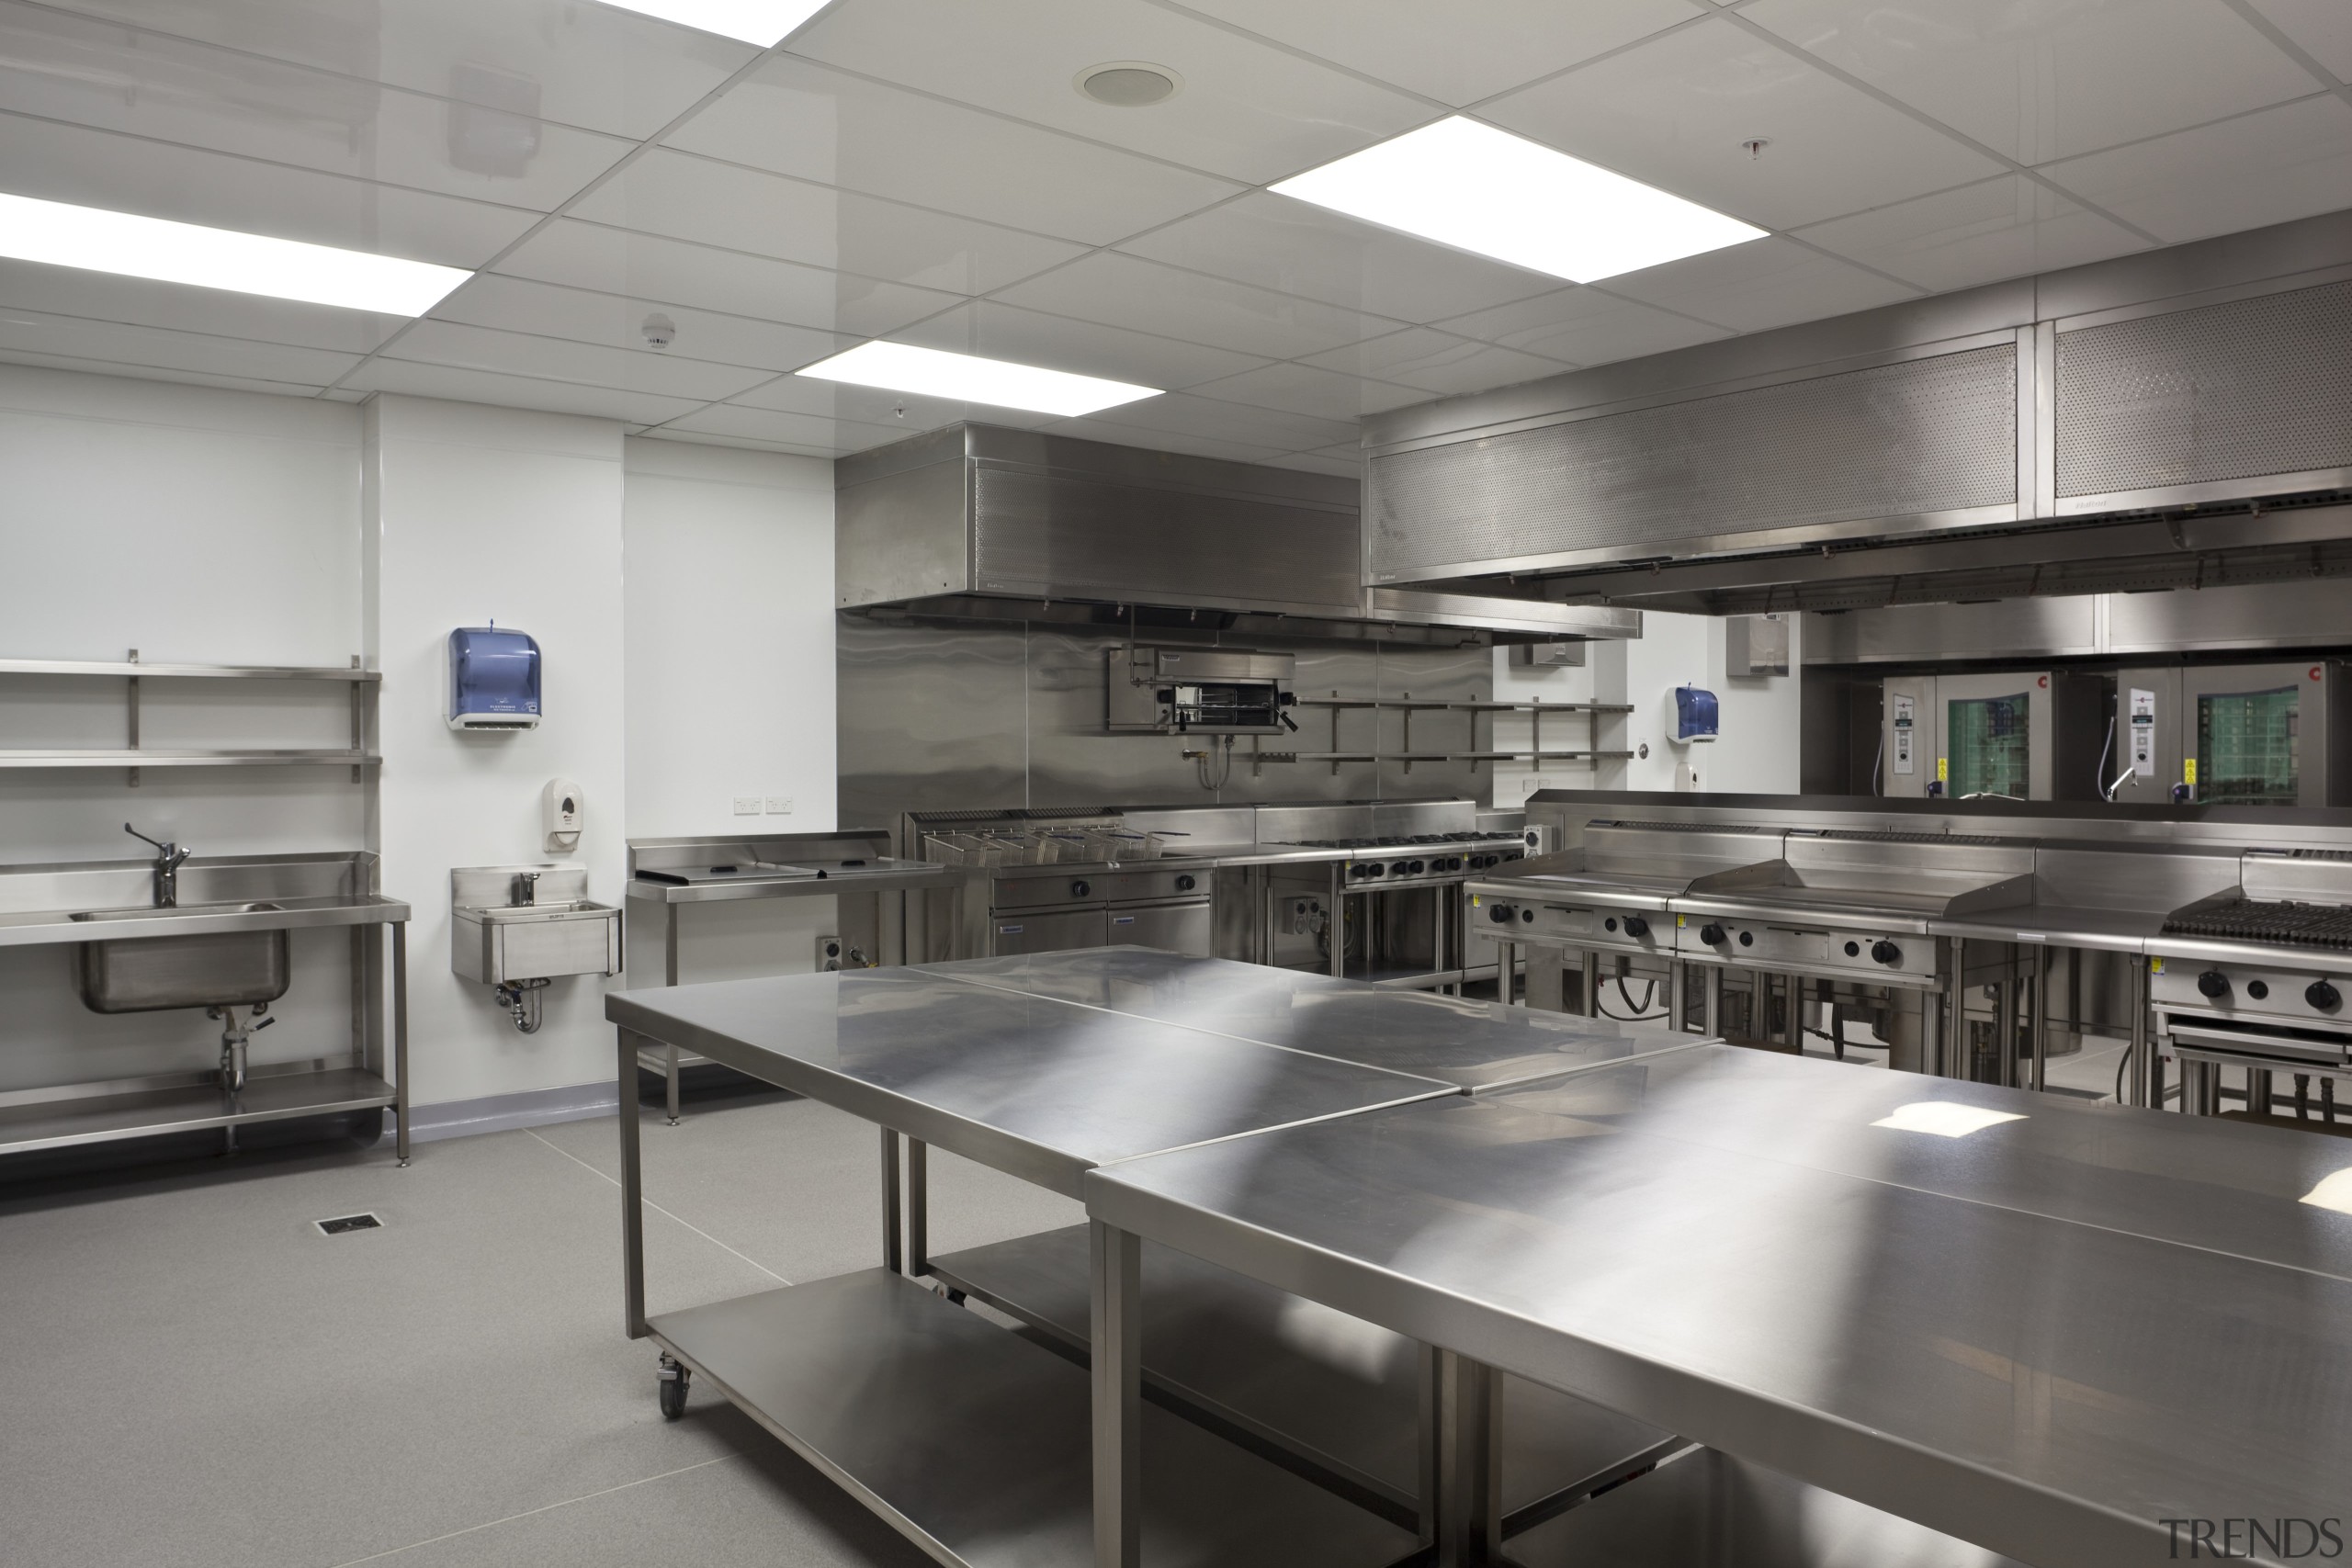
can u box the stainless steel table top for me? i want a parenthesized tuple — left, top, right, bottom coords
(919, 948, 1707, 1092)
(1928, 902, 2167, 953)
(1089, 1045, 2352, 1566)
(605, 968, 1453, 1198)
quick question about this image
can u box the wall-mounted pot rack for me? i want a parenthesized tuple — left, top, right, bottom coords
(1254, 694, 1635, 775)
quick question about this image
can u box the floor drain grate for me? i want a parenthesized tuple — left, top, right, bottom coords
(315, 1213, 382, 1235)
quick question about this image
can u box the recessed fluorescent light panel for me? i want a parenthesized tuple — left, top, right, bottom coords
(797, 342, 1159, 418)
(1272, 117, 1766, 284)
(602, 1, 830, 46)
(1871, 1101, 2028, 1139)
(0, 193, 469, 315)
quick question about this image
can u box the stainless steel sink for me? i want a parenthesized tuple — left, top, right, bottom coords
(72, 902, 291, 1014)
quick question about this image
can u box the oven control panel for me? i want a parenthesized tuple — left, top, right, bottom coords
(1677, 916, 1939, 985)
(1470, 896, 1668, 954)
(2152, 956, 2352, 1025)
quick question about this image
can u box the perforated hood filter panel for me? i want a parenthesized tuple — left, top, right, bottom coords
(1365, 343, 2017, 581)
(2056, 278, 2352, 500)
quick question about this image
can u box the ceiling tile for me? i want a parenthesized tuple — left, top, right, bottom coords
(0, 348, 332, 398)
(0, 111, 537, 269)
(1261, 448, 1363, 478)
(1795, 174, 2146, 292)
(1182, 361, 1430, 421)
(1598, 236, 1919, 332)
(2247, 0, 2352, 79)
(664, 54, 1244, 246)
(1066, 390, 1360, 453)
(0, 308, 361, 387)
(567, 148, 1087, 297)
(2038, 95, 2352, 244)
(428, 275, 850, 374)
(381, 321, 774, 402)
(1033, 417, 1293, 466)
(0, 5, 636, 214)
(1433, 289, 1731, 367)
(636, 426, 843, 461)
(338, 357, 707, 425)
(492, 220, 964, 337)
(657, 400, 910, 455)
(729, 372, 1063, 432)
(38, 0, 756, 141)
(1300, 328, 1572, 395)
(1176, 0, 1700, 106)
(788, 0, 1432, 184)
(1116, 192, 1563, 323)
(990, 253, 1408, 359)
(1747, 0, 2320, 165)
(887, 300, 1267, 392)
(1482, 17, 2004, 230)
(0, 259, 407, 355)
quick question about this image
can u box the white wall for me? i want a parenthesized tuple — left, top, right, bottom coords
(1489, 612, 1803, 808)
(366, 395, 629, 1109)
(0, 367, 366, 1093)
(0, 366, 844, 1116)
(622, 437, 835, 836)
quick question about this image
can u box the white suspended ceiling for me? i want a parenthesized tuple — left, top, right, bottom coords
(1, 0, 2349, 474)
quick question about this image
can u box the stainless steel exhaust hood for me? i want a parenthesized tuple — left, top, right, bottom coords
(835, 423, 1638, 644)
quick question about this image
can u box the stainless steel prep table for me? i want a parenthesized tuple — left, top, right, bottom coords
(1087, 1043, 2352, 1567)
(622, 831, 948, 1122)
(605, 965, 1451, 1568)
(913, 948, 1702, 1529)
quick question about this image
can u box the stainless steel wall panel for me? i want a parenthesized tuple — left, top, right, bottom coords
(837, 618, 1029, 832)
(2054, 277, 2352, 503)
(1365, 345, 2018, 582)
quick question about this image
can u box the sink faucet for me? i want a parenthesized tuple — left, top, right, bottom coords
(511, 871, 540, 907)
(124, 823, 192, 908)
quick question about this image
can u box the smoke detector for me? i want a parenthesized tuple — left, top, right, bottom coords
(1077, 62, 1182, 107)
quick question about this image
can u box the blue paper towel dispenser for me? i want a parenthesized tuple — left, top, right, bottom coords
(447, 626, 540, 731)
(1672, 685, 1720, 743)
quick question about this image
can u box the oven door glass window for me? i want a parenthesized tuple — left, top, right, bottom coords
(2199, 685, 2298, 805)
(1948, 693, 2030, 798)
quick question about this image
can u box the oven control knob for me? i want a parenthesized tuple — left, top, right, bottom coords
(1489, 904, 1514, 924)
(1871, 940, 1902, 966)
(1391, 861, 1409, 875)
(1700, 923, 1725, 945)
(2308, 980, 2341, 1011)
(1071, 880, 1091, 898)
(1521, 908, 1535, 923)
(1603, 917, 1618, 932)
(1408, 859, 1426, 874)
(1174, 874, 1196, 892)
(2197, 969, 2231, 999)
(1623, 915, 1651, 939)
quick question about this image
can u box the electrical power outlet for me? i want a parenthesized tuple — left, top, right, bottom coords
(815, 934, 844, 971)
(765, 796, 794, 814)
(731, 795, 761, 816)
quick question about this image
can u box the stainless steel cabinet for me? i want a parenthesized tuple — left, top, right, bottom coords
(1108, 898, 1214, 957)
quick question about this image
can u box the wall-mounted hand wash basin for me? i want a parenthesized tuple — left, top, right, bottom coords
(72, 903, 291, 1013)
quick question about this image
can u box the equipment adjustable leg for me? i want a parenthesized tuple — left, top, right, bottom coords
(1091, 1220, 1142, 1568)
(1434, 1351, 1501, 1567)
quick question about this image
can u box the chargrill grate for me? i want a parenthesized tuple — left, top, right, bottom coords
(2162, 897, 2352, 950)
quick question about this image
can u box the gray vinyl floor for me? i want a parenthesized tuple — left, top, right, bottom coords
(0, 1081, 1085, 1568)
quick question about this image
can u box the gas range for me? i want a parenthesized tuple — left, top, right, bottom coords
(1277, 832, 1525, 886)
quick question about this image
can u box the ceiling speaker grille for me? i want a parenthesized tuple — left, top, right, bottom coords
(2055, 278, 2352, 499)
(1367, 344, 2017, 581)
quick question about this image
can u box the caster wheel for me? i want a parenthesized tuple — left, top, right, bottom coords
(657, 1356, 690, 1420)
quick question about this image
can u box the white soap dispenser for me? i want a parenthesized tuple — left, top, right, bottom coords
(542, 778, 584, 853)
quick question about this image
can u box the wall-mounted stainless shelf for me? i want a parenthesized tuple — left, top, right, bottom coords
(0, 658, 379, 681)
(0, 750, 381, 768)
(0, 650, 377, 784)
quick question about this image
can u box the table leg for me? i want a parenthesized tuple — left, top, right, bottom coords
(1580, 951, 1599, 1020)
(664, 903, 680, 987)
(1497, 940, 1514, 1006)
(1091, 1219, 1142, 1568)
(1415, 1345, 1440, 1547)
(1946, 938, 1967, 1080)
(1668, 957, 1688, 1032)
(2029, 950, 2049, 1093)
(618, 1027, 648, 1339)
(879, 1127, 903, 1274)
(391, 920, 410, 1167)
(665, 1042, 681, 1125)
(1703, 964, 1722, 1035)
(906, 1137, 929, 1277)
(2129, 961, 2153, 1108)
(1435, 1349, 1500, 1567)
